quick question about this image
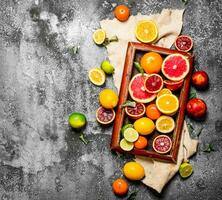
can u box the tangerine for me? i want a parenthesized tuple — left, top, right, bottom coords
(112, 178, 128, 196)
(134, 136, 148, 149)
(146, 104, 161, 120)
(114, 5, 130, 22)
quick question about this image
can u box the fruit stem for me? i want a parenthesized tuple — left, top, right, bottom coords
(79, 133, 89, 145)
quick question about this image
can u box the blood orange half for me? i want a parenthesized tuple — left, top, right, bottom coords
(129, 74, 157, 103)
(144, 74, 163, 93)
(152, 135, 172, 154)
(96, 107, 115, 125)
(125, 102, 145, 120)
(175, 35, 193, 52)
(164, 79, 184, 91)
(162, 54, 190, 81)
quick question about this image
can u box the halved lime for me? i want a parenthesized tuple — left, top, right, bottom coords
(123, 128, 139, 142)
(179, 162, 193, 178)
(121, 124, 133, 136)
(120, 138, 134, 151)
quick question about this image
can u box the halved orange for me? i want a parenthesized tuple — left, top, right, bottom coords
(157, 88, 172, 98)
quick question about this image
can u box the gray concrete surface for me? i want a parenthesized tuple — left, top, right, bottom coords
(0, 0, 222, 199)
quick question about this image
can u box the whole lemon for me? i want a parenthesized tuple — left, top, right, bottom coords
(123, 162, 145, 181)
(134, 117, 155, 135)
(99, 89, 118, 109)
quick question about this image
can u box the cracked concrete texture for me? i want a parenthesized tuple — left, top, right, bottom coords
(0, 0, 221, 199)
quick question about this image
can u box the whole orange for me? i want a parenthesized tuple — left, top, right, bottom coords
(114, 5, 130, 22)
(134, 136, 148, 149)
(146, 104, 161, 120)
(112, 178, 128, 196)
(140, 52, 163, 74)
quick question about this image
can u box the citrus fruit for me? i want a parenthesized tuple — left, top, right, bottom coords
(69, 112, 87, 129)
(112, 178, 128, 196)
(134, 117, 155, 135)
(156, 94, 179, 115)
(140, 52, 163, 74)
(175, 35, 193, 52)
(123, 162, 145, 181)
(88, 68, 106, 86)
(179, 162, 193, 178)
(114, 5, 130, 22)
(164, 79, 184, 91)
(93, 29, 106, 45)
(123, 128, 139, 143)
(161, 54, 190, 81)
(125, 102, 145, 120)
(134, 136, 148, 149)
(96, 107, 115, 125)
(120, 138, 134, 151)
(101, 60, 115, 75)
(135, 20, 158, 43)
(157, 88, 172, 98)
(144, 74, 164, 93)
(145, 104, 161, 120)
(152, 135, 172, 154)
(155, 116, 175, 133)
(99, 89, 119, 109)
(121, 124, 133, 136)
(129, 74, 156, 103)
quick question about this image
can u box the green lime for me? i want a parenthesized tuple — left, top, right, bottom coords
(123, 128, 139, 142)
(120, 138, 134, 151)
(121, 124, 133, 136)
(69, 112, 87, 129)
(179, 162, 193, 178)
(101, 60, 115, 75)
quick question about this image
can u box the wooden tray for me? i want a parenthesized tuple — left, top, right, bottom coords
(110, 42, 194, 163)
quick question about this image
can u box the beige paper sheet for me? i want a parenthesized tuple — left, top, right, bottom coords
(100, 9, 198, 193)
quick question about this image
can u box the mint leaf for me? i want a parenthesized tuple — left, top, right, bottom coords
(127, 192, 137, 200)
(203, 143, 215, 153)
(121, 100, 136, 108)
(102, 35, 118, 46)
(187, 123, 203, 139)
(189, 88, 197, 99)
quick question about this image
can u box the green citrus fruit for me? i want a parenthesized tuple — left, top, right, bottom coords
(123, 128, 139, 142)
(179, 162, 193, 178)
(120, 138, 134, 151)
(121, 124, 133, 136)
(101, 60, 115, 75)
(69, 112, 87, 129)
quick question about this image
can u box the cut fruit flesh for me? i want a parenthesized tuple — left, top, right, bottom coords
(161, 54, 190, 81)
(179, 162, 193, 178)
(175, 35, 193, 52)
(155, 116, 175, 133)
(93, 29, 106, 45)
(120, 138, 134, 151)
(157, 88, 172, 98)
(88, 68, 106, 86)
(121, 124, 133, 136)
(123, 128, 139, 142)
(125, 102, 145, 120)
(144, 74, 164, 93)
(152, 135, 172, 154)
(164, 79, 184, 91)
(96, 107, 115, 124)
(129, 73, 157, 103)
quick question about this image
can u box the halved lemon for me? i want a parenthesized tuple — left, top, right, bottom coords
(156, 94, 179, 115)
(179, 162, 193, 178)
(93, 29, 106, 45)
(157, 88, 172, 98)
(135, 20, 158, 43)
(88, 68, 106, 86)
(123, 128, 139, 142)
(156, 116, 175, 134)
(120, 138, 134, 151)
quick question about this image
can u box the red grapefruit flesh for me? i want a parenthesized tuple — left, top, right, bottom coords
(129, 74, 157, 103)
(96, 107, 115, 125)
(153, 135, 172, 154)
(125, 102, 145, 120)
(175, 35, 193, 52)
(144, 74, 164, 93)
(164, 79, 184, 91)
(162, 54, 190, 81)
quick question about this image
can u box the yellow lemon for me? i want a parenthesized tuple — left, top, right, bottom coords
(99, 89, 118, 109)
(88, 68, 106, 86)
(123, 162, 145, 181)
(93, 29, 106, 45)
(134, 117, 155, 135)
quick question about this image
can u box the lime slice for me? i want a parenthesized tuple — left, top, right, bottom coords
(121, 124, 133, 136)
(123, 128, 139, 142)
(120, 138, 134, 151)
(179, 162, 193, 178)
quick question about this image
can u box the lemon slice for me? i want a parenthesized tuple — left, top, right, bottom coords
(179, 162, 193, 178)
(135, 20, 158, 43)
(123, 128, 139, 142)
(120, 138, 134, 151)
(156, 116, 175, 134)
(88, 68, 106, 86)
(93, 29, 106, 45)
(157, 88, 172, 98)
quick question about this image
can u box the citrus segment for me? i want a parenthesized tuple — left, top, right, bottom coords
(179, 162, 193, 178)
(157, 88, 172, 98)
(123, 128, 139, 142)
(164, 79, 184, 91)
(125, 102, 145, 120)
(155, 116, 175, 133)
(93, 29, 106, 45)
(88, 68, 106, 86)
(134, 117, 155, 135)
(123, 162, 145, 181)
(120, 139, 134, 151)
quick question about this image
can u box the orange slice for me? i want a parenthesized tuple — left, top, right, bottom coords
(157, 88, 172, 98)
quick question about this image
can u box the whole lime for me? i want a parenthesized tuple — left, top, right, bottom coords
(69, 112, 87, 129)
(101, 60, 115, 75)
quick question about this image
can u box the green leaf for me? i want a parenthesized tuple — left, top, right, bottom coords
(121, 100, 136, 108)
(189, 88, 197, 99)
(127, 192, 137, 200)
(79, 133, 89, 145)
(187, 123, 203, 139)
(69, 45, 80, 55)
(181, 0, 189, 5)
(203, 143, 215, 153)
(134, 62, 144, 75)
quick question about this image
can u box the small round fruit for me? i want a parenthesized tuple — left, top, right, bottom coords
(152, 135, 172, 154)
(99, 89, 119, 109)
(175, 35, 193, 52)
(162, 54, 190, 81)
(88, 68, 106, 86)
(179, 162, 193, 178)
(145, 104, 161, 120)
(134, 136, 148, 149)
(144, 74, 164, 93)
(191, 70, 209, 89)
(123, 128, 139, 142)
(69, 112, 87, 129)
(135, 20, 158, 43)
(157, 88, 172, 98)
(114, 5, 130, 22)
(155, 116, 175, 133)
(96, 107, 115, 125)
(164, 79, 184, 91)
(134, 117, 155, 135)
(140, 52, 163, 74)
(101, 60, 115, 75)
(186, 98, 207, 119)
(121, 124, 133, 136)
(93, 29, 106, 45)
(123, 162, 145, 181)
(120, 138, 134, 151)
(125, 102, 145, 120)
(112, 178, 128, 196)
